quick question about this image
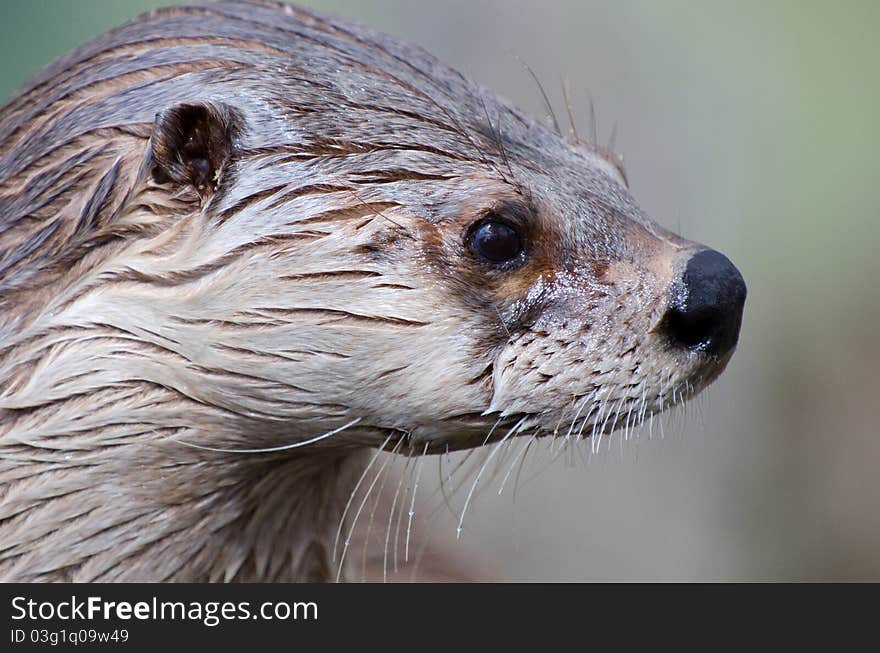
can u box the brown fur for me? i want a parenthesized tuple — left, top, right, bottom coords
(0, 1, 739, 581)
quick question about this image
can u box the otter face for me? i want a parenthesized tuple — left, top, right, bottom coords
(152, 99, 745, 454)
(0, 1, 745, 459)
(468, 172, 746, 449)
(343, 138, 748, 451)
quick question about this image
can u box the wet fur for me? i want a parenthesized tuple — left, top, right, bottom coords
(1, 1, 728, 580)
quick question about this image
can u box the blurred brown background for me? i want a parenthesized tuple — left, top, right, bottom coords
(2, 0, 878, 580)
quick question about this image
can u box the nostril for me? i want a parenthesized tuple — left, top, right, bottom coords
(666, 307, 720, 350)
(664, 248, 747, 356)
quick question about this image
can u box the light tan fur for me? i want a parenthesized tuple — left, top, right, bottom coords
(0, 1, 741, 581)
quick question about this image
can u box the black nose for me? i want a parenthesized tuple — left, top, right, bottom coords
(663, 248, 747, 357)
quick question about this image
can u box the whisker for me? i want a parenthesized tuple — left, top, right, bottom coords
(564, 392, 593, 442)
(590, 397, 608, 454)
(479, 94, 514, 181)
(588, 95, 598, 144)
(384, 450, 412, 581)
(425, 448, 488, 523)
(430, 415, 505, 518)
(436, 447, 478, 521)
(561, 76, 580, 141)
(624, 400, 634, 441)
(332, 431, 392, 567)
(456, 416, 525, 539)
(361, 435, 404, 581)
(552, 395, 576, 440)
(497, 433, 533, 496)
(392, 454, 414, 574)
(336, 436, 398, 582)
(172, 417, 361, 454)
(404, 441, 430, 564)
(512, 433, 539, 500)
(516, 55, 561, 136)
(575, 400, 599, 442)
(608, 121, 619, 153)
(483, 431, 522, 498)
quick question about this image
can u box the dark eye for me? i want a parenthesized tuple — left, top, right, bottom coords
(469, 220, 523, 265)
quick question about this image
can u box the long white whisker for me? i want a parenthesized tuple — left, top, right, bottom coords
(384, 450, 412, 581)
(361, 435, 404, 581)
(497, 435, 532, 495)
(456, 417, 526, 539)
(405, 441, 429, 564)
(332, 432, 392, 566)
(512, 434, 538, 499)
(336, 437, 397, 582)
(436, 447, 478, 521)
(173, 417, 362, 454)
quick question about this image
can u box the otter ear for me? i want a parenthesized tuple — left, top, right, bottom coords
(149, 102, 240, 197)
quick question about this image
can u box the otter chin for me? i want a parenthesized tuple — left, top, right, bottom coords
(0, 0, 745, 581)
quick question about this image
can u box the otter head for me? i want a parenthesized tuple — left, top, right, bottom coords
(111, 10, 746, 456)
(0, 1, 745, 580)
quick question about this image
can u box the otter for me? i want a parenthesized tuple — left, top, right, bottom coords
(0, 0, 746, 581)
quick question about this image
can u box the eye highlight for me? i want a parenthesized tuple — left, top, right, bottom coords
(468, 219, 524, 266)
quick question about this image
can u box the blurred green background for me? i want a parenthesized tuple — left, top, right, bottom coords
(2, 0, 878, 580)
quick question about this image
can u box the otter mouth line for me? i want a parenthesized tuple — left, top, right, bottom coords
(402, 368, 713, 457)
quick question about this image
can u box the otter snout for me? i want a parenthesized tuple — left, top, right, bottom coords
(662, 248, 747, 357)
